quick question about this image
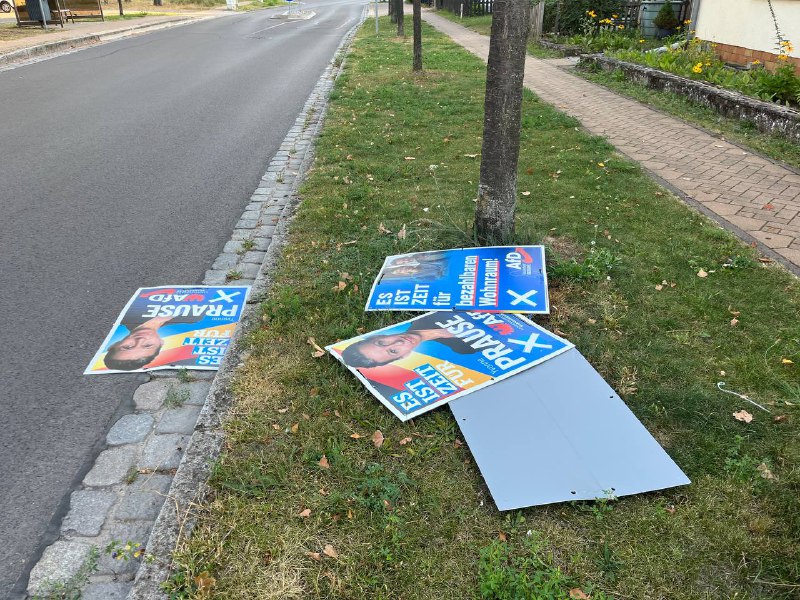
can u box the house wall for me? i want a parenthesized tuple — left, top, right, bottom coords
(695, 0, 800, 71)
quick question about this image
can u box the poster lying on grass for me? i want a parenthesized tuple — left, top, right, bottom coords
(326, 310, 572, 421)
(450, 349, 690, 510)
(85, 286, 249, 374)
(365, 246, 550, 314)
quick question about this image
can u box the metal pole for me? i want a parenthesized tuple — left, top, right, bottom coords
(38, 0, 48, 29)
(375, 0, 378, 34)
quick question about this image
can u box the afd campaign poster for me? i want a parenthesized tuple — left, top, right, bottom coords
(365, 246, 550, 314)
(85, 286, 250, 375)
(326, 311, 573, 421)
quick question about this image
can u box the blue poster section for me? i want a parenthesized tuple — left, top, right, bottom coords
(365, 246, 550, 314)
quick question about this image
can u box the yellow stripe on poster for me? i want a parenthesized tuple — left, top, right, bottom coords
(159, 323, 236, 350)
(393, 352, 493, 388)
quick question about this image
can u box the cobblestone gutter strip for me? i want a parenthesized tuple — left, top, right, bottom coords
(579, 53, 800, 143)
(0, 17, 198, 69)
(128, 13, 366, 599)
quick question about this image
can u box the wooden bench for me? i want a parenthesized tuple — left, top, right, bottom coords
(63, 0, 103, 20)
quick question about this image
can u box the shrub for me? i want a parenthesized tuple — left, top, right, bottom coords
(542, 0, 625, 36)
(753, 64, 800, 106)
(653, 1, 679, 31)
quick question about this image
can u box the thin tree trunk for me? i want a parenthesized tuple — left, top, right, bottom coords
(389, 0, 395, 23)
(412, 0, 422, 71)
(474, 0, 532, 244)
(396, 0, 405, 36)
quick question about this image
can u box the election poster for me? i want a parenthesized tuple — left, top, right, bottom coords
(85, 286, 250, 375)
(365, 246, 550, 314)
(326, 310, 573, 421)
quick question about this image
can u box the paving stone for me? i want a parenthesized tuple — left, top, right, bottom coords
(27, 541, 94, 595)
(236, 218, 258, 229)
(83, 447, 137, 487)
(95, 522, 153, 577)
(156, 405, 202, 435)
(115, 474, 172, 521)
(61, 491, 117, 536)
(133, 379, 171, 411)
(203, 269, 228, 285)
(242, 250, 267, 264)
(212, 253, 240, 271)
(240, 262, 261, 280)
(252, 237, 273, 252)
(82, 581, 132, 600)
(107, 413, 154, 445)
(185, 380, 212, 405)
(139, 434, 189, 471)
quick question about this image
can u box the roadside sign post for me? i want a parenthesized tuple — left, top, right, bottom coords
(37, 0, 47, 29)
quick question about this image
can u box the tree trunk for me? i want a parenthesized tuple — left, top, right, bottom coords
(553, 0, 561, 34)
(389, 0, 395, 23)
(396, 0, 405, 36)
(412, 0, 422, 71)
(474, 0, 532, 244)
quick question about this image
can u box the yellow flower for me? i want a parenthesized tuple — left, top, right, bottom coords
(683, 19, 691, 25)
(705, 61, 711, 66)
(586, 10, 597, 18)
(618, 24, 625, 30)
(778, 54, 789, 61)
(752, 59, 761, 65)
(639, 39, 645, 43)
(692, 62, 703, 73)
(612, 13, 618, 18)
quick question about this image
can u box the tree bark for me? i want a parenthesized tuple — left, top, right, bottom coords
(412, 0, 422, 71)
(389, 0, 395, 23)
(396, 0, 405, 36)
(474, 0, 532, 244)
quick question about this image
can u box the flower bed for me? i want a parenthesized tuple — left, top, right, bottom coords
(580, 53, 800, 142)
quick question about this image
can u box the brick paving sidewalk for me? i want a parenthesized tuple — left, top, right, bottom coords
(423, 10, 800, 274)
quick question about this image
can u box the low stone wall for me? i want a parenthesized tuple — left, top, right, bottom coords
(579, 54, 800, 143)
(539, 39, 583, 57)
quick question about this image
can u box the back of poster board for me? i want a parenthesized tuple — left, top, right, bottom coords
(450, 348, 690, 510)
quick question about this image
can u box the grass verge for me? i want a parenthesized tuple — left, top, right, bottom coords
(578, 67, 800, 172)
(167, 16, 800, 600)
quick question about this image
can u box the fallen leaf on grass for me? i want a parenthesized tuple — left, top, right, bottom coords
(733, 410, 753, 423)
(318, 455, 330, 469)
(277, 408, 289, 414)
(665, 504, 676, 514)
(371, 430, 384, 448)
(306, 552, 322, 561)
(758, 257, 774, 263)
(307, 337, 326, 358)
(521, 191, 531, 196)
(782, 358, 794, 364)
(291, 423, 299, 433)
(319, 488, 329, 496)
(350, 433, 363, 439)
(323, 544, 338, 559)
(498, 531, 507, 542)
(730, 318, 739, 326)
(399, 437, 412, 445)
(378, 222, 392, 234)
(332, 281, 347, 292)
(569, 589, 591, 600)
(757, 463, 777, 480)
(655, 284, 664, 291)
(397, 224, 407, 240)
(773, 415, 788, 423)
(405, 156, 416, 161)
(454, 439, 463, 448)
(194, 572, 216, 593)
(272, 424, 280, 430)
(697, 269, 708, 278)
(463, 153, 479, 158)
(298, 508, 311, 518)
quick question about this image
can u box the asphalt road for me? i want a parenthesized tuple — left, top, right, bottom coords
(0, 2, 363, 596)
